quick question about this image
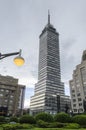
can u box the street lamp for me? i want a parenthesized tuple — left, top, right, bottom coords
(0, 49, 25, 66)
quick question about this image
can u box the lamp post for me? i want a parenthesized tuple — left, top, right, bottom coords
(0, 49, 25, 66)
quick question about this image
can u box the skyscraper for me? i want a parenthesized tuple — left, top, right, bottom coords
(70, 50, 86, 114)
(30, 12, 70, 115)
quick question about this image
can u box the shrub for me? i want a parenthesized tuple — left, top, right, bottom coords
(5, 117, 10, 123)
(19, 115, 36, 124)
(72, 115, 86, 126)
(2, 123, 33, 130)
(48, 122, 66, 128)
(0, 116, 5, 124)
(21, 124, 34, 129)
(37, 120, 66, 128)
(10, 116, 18, 123)
(37, 120, 49, 128)
(14, 123, 33, 129)
(35, 112, 53, 122)
(2, 124, 16, 130)
(54, 112, 71, 123)
(64, 123, 80, 129)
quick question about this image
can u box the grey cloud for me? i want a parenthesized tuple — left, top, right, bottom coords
(0, 0, 86, 106)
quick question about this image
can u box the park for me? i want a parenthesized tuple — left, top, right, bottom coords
(0, 112, 86, 130)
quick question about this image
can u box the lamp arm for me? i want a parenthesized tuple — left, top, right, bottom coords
(0, 52, 20, 60)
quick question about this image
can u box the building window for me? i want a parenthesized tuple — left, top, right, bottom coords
(72, 94, 75, 97)
(74, 109, 77, 112)
(72, 90, 75, 93)
(73, 104, 76, 107)
(77, 93, 80, 96)
(79, 108, 83, 112)
(73, 99, 76, 102)
(79, 103, 82, 106)
(78, 98, 82, 101)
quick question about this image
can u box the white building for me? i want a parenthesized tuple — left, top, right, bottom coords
(70, 50, 86, 114)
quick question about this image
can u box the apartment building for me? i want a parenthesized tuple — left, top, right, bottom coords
(70, 50, 86, 114)
(0, 75, 25, 116)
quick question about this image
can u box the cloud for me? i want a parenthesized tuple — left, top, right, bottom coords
(0, 0, 86, 108)
(24, 98, 30, 108)
(19, 77, 37, 88)
(24, 88, 34, 108)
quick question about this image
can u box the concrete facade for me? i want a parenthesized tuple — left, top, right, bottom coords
(70, 50, 86, 114)
(0, 75, 25, 116)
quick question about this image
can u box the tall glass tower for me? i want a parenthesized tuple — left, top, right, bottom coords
(30, 12, 68, 115)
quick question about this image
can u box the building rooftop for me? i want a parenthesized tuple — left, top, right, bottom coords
(82, 50, 86, 62)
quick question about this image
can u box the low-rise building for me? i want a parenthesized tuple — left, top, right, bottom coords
(70, 50, 86, 114)
(0, 75, 25, 116)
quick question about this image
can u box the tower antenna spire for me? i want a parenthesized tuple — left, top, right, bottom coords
(48, 10, 50, 25)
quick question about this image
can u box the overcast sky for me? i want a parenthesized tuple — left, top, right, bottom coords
(0, 0, 86, 108)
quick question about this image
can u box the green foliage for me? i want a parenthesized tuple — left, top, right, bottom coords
(2, 123, 33, 130)
(5, 117, 10, 123)
(54, 112, 71, 123)
(48, 122, 66, 128)
(14, 123, 33, 129)
(21, 124, 34, 129)
(19, 114, 36, 124)
(2, 124, 16, 130)
(37, 120, 66, 128)
(72, 115, 86, 126)
(0, 116, 5, 124)
(9, 116, 18, 123)
(35, 112, 53, 123)
(64, 123, 80, 129)
(37, 120, 49, 128)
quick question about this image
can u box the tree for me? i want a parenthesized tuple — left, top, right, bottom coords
(65, 104, 69, 113)
(83, 100, 86, 112)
